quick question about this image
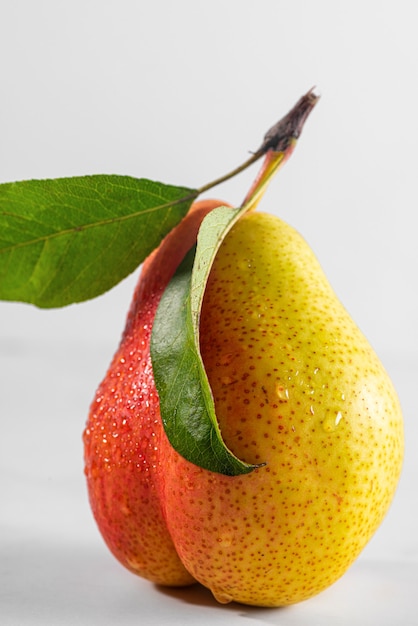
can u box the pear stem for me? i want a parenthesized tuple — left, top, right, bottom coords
(195, 87, 320, 199)
(240, 149, 288, 209)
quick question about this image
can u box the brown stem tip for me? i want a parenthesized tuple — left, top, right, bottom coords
(257, 87, 320, 155)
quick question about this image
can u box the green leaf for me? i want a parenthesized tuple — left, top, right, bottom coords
(0, 175, 196, 307)
(151, 204, 262, 476)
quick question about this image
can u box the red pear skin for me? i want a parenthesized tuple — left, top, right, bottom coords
(83, 199, 224, 586)
(84, 204, 403, 606)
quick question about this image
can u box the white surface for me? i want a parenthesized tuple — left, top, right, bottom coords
(2, 544, 417, 626)
(1, 1, 418, 624)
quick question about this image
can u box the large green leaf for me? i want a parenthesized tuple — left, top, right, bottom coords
(151, 204, 261, 475)
(0, 175, 196, 307)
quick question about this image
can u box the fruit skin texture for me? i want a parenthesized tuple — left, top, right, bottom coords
(159, 210, 403, 605)
(84, 204, 403, 606)
(83, 199, 224, 586)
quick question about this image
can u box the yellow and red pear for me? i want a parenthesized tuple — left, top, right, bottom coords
(84, 199, 403, 606)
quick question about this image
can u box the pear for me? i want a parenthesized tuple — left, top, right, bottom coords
(84, 202, 403, 607)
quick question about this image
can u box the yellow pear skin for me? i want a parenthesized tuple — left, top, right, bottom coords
(159, 210, 404, 606)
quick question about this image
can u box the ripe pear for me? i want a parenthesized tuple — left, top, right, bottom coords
(84, 201, 403, 607)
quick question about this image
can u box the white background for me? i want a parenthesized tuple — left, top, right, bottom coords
(1, 1, 417, 624)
